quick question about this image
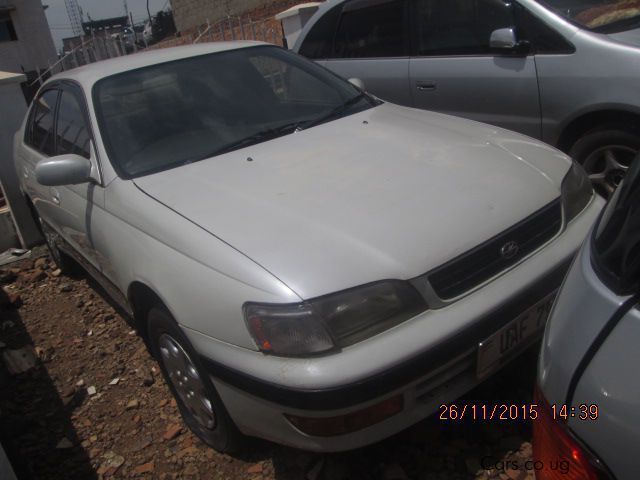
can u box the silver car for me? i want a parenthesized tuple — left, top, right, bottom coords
(535, 156, 639, 480)
(294, 0, 640, 197)
(14, 41, 603, 452)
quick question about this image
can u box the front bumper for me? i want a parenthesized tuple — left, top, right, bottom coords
(185, 195, 605, 451)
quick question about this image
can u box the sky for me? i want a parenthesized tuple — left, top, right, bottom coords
(44, 0, 170, 51)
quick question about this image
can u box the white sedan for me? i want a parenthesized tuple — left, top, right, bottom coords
(14, 41, 603, 452)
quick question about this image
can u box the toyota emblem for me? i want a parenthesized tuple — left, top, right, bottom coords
(500, 241, 519, 260)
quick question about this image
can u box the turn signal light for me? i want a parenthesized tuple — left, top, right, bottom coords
(284, 395, 403, 437)
(533, 386, 611, 480)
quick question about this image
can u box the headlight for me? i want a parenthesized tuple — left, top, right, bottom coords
(561, 161, 593, 222)
(244, 281, 428, 356)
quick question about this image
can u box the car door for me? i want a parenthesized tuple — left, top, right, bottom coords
(47, 84, 105, 272)
(408, 0, 542, 139)
(320, 0, 412, 106)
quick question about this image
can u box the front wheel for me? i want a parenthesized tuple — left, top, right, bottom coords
(147, 306, 244, 452)
(569, 126, 640, 198)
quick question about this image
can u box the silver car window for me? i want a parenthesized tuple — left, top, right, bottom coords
(333, 0, 407, 58)
(415, 0, 515, 56)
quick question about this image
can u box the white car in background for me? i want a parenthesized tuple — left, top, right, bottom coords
(13, 42, 602, 452)
(535, 155, 640, 480)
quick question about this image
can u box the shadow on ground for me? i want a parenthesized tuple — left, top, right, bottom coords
(0, 287, 97, 480)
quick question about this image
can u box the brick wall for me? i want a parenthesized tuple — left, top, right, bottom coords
(170, 0, 281, 33)
(153, 0, 306, 49)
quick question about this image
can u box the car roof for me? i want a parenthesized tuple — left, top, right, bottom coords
(46, 40, 269, 89)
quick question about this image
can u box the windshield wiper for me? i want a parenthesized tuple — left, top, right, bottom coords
(182, 95, 371, 165)
(299, 92, 371, 131)
(202, 122, 302, 159)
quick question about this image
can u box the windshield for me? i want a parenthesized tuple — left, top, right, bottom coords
(93, 46, 374, 178)
(537, 0, 640, 32)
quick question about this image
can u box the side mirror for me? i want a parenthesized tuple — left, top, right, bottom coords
(35, 154, 93, 186)
(348, 77, 365, 90)
(490, 28, 518, 49)
(490, 28, 531, 55)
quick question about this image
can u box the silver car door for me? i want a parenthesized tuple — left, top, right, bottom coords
(321, 0, 412, 106)
(47, 86, 104, 272)
(409, 0, 541, 139)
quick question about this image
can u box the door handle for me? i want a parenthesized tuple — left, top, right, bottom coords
(416, 81, 437, 91)
(51, 188, 60, 205)
(22, 166, 29, 179)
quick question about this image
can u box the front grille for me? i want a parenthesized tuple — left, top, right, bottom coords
(429, 199, 562, 299)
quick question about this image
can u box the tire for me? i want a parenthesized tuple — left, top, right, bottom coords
(569, 125, 640, 198)
(147, 306, 244, 452)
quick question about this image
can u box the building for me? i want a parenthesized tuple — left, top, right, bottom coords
(0, 2, 52, 245)
(0, 0, 57, 88)
(82, 15, 129, 36)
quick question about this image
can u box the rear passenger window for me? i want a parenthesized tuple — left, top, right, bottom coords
(333, 0, 407, 58)
(415, 0, 515, 56)
(56, 90, 91, 159)
(298, 4, 343, 59)
(27, 89, 58, 156)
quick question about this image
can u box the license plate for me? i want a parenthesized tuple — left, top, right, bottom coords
(477, 293, 556, 379)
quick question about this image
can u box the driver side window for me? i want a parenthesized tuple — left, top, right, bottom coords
(333, 0, 407, 58)
(415, 0, 515, 56)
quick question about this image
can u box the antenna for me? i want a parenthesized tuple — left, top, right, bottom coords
(64, 0, 83, 36)
(123, 0, 129, 19)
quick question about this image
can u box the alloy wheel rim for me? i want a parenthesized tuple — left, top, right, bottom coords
(158, 334, 216, 430)
(582, 145, 636, 197)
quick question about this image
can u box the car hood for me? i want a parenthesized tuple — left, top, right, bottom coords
(134, 103, 570, 300)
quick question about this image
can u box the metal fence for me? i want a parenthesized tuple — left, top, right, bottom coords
(148, 15, 284, 49)
(29, 33, 135, 89)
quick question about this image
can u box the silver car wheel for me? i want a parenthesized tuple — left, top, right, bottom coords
(158, 334, 216, 430)
(583, 145, 635, 197)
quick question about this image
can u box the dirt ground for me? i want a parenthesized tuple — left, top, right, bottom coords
(1, 248, 539, 480)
